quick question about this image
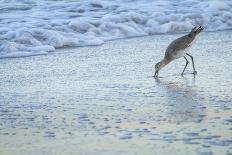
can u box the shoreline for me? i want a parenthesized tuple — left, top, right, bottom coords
(1, 29, 232, 60)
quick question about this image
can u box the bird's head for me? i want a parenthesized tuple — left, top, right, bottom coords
(154, 59, 170, 77)
(154, 61, 162, 77)
(188, 25, 204, 38)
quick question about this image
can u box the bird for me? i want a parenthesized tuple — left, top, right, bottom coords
(154, 25, 204, 77)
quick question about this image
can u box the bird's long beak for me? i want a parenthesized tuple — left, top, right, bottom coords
(154, 70, 159, 77)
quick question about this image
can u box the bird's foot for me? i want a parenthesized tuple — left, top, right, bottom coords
(193, 71, 197, 75)
(181, 73, 184, 76)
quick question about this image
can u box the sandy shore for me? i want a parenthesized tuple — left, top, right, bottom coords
(0, 31, 232, 155)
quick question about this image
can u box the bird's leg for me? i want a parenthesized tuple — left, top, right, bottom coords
(186, 53, 197, 74)
(181, 56, 189, 76)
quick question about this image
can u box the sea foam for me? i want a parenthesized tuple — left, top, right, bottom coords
(0, 0, 232, 58)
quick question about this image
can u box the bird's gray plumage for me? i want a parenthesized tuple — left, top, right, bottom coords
(154, 26, 204, 77)
(165, 35, 194, 60)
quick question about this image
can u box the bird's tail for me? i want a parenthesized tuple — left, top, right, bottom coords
(190, 25, 204, 35)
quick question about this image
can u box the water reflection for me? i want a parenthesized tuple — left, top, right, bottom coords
(155, 76, 206, 124)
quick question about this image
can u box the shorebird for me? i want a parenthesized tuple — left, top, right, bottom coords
(154, 26, 204, 77)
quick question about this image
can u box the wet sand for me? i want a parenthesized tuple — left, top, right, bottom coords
(0, 31, 232, 155)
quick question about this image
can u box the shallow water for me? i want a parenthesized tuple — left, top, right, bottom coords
(0, 31, 232, 155)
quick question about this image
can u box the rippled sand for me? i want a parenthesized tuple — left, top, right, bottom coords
(0, 31, 232, 155)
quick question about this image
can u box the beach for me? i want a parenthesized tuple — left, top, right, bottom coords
(0, 30, 232, 155)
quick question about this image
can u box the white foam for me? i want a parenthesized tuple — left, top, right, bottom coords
(0, 0, 232, 58)
(207, 1, 230, 11)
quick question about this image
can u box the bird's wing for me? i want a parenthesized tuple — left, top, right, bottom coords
(165, 35, 192, 57)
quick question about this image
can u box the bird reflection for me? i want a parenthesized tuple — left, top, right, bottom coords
(155, 76, 205, 124)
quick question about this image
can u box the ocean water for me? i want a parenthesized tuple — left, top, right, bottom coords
(0, 0, 232, 58)
(0, 30, 232, 155)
